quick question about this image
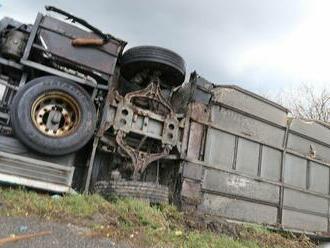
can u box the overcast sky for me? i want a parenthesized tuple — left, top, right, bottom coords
(0, 0, 329, 93)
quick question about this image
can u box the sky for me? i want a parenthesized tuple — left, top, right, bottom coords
(0, 0, 329, 94)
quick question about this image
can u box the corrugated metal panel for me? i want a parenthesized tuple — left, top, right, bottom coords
(283, 154, 307, 188)
(203, 169, 279, 204)
(199, 193, 278, 225)
(282, 210, 328, 232)
(210, 106, 285, 148)
(290, 119, 330, 145)
(0, 151, 74, 193)
(183, 82, 330, 235)
(204, 128, 235, 170)
(287, 119, 330, 164)
(309, 161, 329, 194)
(212, 86, 288, 126)
(260, 146, 282, 181)
(283, 188, 328, 215)
(235, 138, 259, 176)
(287, 134, 330, 163)
(0, 136, 74, 193)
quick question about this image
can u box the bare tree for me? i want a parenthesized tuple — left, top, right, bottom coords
(266, 83, 330, 122)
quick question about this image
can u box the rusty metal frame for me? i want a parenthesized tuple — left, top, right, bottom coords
(100, 82, 181, 179)
(116, 130, 171, 179)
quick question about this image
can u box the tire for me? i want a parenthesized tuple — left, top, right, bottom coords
(94, 180, 169, 204)
(120, 46, 186, 87)
(10, 76, 96, 155)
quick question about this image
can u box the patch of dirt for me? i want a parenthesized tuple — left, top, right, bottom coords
(182, 210, 316, 248)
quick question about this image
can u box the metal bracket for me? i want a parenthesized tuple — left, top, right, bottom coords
(116, 130, 170, 180)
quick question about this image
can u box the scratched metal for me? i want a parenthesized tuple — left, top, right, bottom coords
(0, 137, 74, 188)
(183, 84, 330, 235)
(287, 119, 330, 163)
(212, 85, 288, 127)
(38, 16, 123, 75)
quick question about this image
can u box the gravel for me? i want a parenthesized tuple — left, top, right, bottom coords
(0, 217, 129, 248)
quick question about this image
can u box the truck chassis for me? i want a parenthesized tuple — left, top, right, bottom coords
(1, 6, 330, 238)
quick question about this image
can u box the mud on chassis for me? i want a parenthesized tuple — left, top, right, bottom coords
(91, 43, 187, 204)
(0, 6, 186, 203)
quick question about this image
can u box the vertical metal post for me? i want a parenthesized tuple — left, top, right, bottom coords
(232, 136, 239, 170)
(21, 13, 43, 61)
(156, 160, 160, 184)
(257, 144, 263, 177)
(306, 160, 311, 190)
(278, 124, 289, 225)
(84, 137, 99, 193)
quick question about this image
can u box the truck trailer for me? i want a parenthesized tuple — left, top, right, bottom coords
(1, 6, 330, 238)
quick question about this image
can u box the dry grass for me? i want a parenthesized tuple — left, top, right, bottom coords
(0, 187, 316, 248)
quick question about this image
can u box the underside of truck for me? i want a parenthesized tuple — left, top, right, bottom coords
(2, 6, 330, 239)
(0, 7, 189, 205)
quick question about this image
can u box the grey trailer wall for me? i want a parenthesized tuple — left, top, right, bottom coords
(182, 85, 330, 235)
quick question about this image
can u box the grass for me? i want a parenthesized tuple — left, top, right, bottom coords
(0, 187, 315, 248)
(0, 187, 108, 218)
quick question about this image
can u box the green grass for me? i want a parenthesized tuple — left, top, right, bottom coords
(243, 223, 272, 235)
(0, 187, 314, 248)
(0, 187, 109, 218)
(163, 231, 261, 248)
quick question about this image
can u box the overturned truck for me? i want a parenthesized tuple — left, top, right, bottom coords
(1, 6, 330, 237)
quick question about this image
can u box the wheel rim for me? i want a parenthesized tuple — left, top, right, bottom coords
(31, 91, 81, 137)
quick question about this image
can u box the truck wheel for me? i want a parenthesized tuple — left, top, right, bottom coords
(120, 46, 186, 87)
(94, 180, 169, 204)
(10, 76, 96, 155)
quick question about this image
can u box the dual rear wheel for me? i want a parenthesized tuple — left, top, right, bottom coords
(10, 76, 96, 155)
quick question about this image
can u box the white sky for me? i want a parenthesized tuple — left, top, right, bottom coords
(0, 0, 330, 94)
(237, 1, 330, 92)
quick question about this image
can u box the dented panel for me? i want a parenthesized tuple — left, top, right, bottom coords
(212, 86, 288, 126)
(210, 106, 286, 148)
(199, 193, 278, 225)
(202, 169, 280, 204)
(183, 82, 330, 235)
